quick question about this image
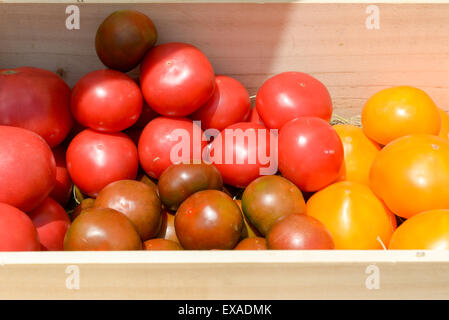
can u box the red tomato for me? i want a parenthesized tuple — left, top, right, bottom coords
(279, 117, 344, 192)
(28, 197, 70, 251)
(140, 42, 215, 116)
(211, 122, 277, 188)
(71, 69, 142, 132)
(248, 108, 265, 126)
(138, 117, 206, 179)
(66, 129, 138, 197)
(50, 145, 72, 206)
(256, 72, 333, 129)
(0, 202, 40, 251)
(190, 75, 251, 131)
(0, 126, 56, 211)
(0, 67, 73, 147)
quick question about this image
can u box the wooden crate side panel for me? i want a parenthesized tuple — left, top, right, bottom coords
(2, 3, 449, 117)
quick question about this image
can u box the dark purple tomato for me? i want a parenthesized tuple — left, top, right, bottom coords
(143, 239, 183, 250)
(266, 214, 335, 250)
(241, 175, 307, 235)
(64, 207, 142, 251)
(175, 190, 242, 250)
(95, 10, 157, 72)
(234, 237, 267, 250)
(94, 180, 161, 241)
(158, 163, 223, 211)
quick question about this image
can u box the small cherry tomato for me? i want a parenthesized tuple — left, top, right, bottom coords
(28, 197, 70, 251)
(0, 126, 56, 212)
(0, 202, 40, 251)
(66, 129, 139, 197)
(256, 71, 332, 129)
(267, 214, 335, 250)
(279, 117, 344, 192)
(71, 69, 143, 132)
(362, 86, 440, 145)
(138, 117, 206, 179)
(191, 75, 251, 131)
(140, 42, 215, 116)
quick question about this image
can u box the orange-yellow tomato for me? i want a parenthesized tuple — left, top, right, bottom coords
(370, 134, 449, 219)
(389, 209, 449, 249)
(362, 86, 440, 145)
(438, 108, 449, 140)
(334, 124, 381, 185)
(306, 181, 394, 249)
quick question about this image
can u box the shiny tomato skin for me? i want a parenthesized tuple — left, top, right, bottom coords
(95, 10, 157, 72)
(234, 237, 267, 250)
(211, 122, 277, 188)
(175, 190, 243, 250)
(66, 129, 138, 197)
(267, 214, 335, 250)
(71, 69, 142, 132)
(256, 72, 332, 130)
(0, 202, 40, 251)
(28, 197, 70, 251)
(138, 117, 206, 179)
(190, 75, 251, 131)
(140, 42, 215, 116)
(279, 117, 344, 192)
(50, 145, 72, 206)
(0, 67, 73, 147)
(0, 126, 56, 212)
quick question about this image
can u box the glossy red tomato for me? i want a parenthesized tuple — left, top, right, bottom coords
(0, 202, 40, 251)
(234, 237, 267, 250)
(28, 197, 70, 251)
(0, 126, 56, 211)
(140, 42, 215, 116)
(71, 69, 142, 132)
(211, 122, 277, 188)
(256, 72, 333, 130)
(279, 117, 344, 192)
(138, 117, 206, 179)
(66, 129, 138, 197)
(50, 145, 72, 206)
(190, 75, 251, 131)
(0, 67, 73, 147)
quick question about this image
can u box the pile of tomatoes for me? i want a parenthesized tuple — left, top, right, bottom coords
(1, 10, 449, 251)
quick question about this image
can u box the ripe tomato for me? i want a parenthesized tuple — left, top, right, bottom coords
(0, 67, 72, 147)
(138, 117, 206, 179)
(95, 10, 157, 72)
(389, 209, 449, 249)
(190, 75, 251, 131)
(370, 134, 449, 219)
(28, 197, 70, 251)
(211, 122, 277, 188)
(140, 42, 215, 116)
(279, 117, 343, 192)
(234, 237, 267, 250)
(50, 145, 72, 206)
(143, 239, 183, 250)
(267, 214, 335, 250)
(0, 202, 40, 251)
(255, 72, 332, 130)
(307, 181, 395, 249)
(71, 69, 142, 132)
(438, 108, 449, 140)
(334, 124, 381, 186)
(362, 86, 441, 145)
(66, 129, 138, 197)
(0, 126, 56, 212)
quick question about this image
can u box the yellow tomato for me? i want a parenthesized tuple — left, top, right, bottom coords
(370, 134, 449, 219)
(438, 108, 449, 140)
(389, 209, 449, 249)
(306, 181, 394, 250)
(362, 86, 440, 145)
(334, 124, 381, 185)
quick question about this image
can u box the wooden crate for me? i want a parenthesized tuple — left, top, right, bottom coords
(1, 1, 449, 299)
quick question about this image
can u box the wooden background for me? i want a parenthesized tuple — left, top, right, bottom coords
(2, 3, 449, 118)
